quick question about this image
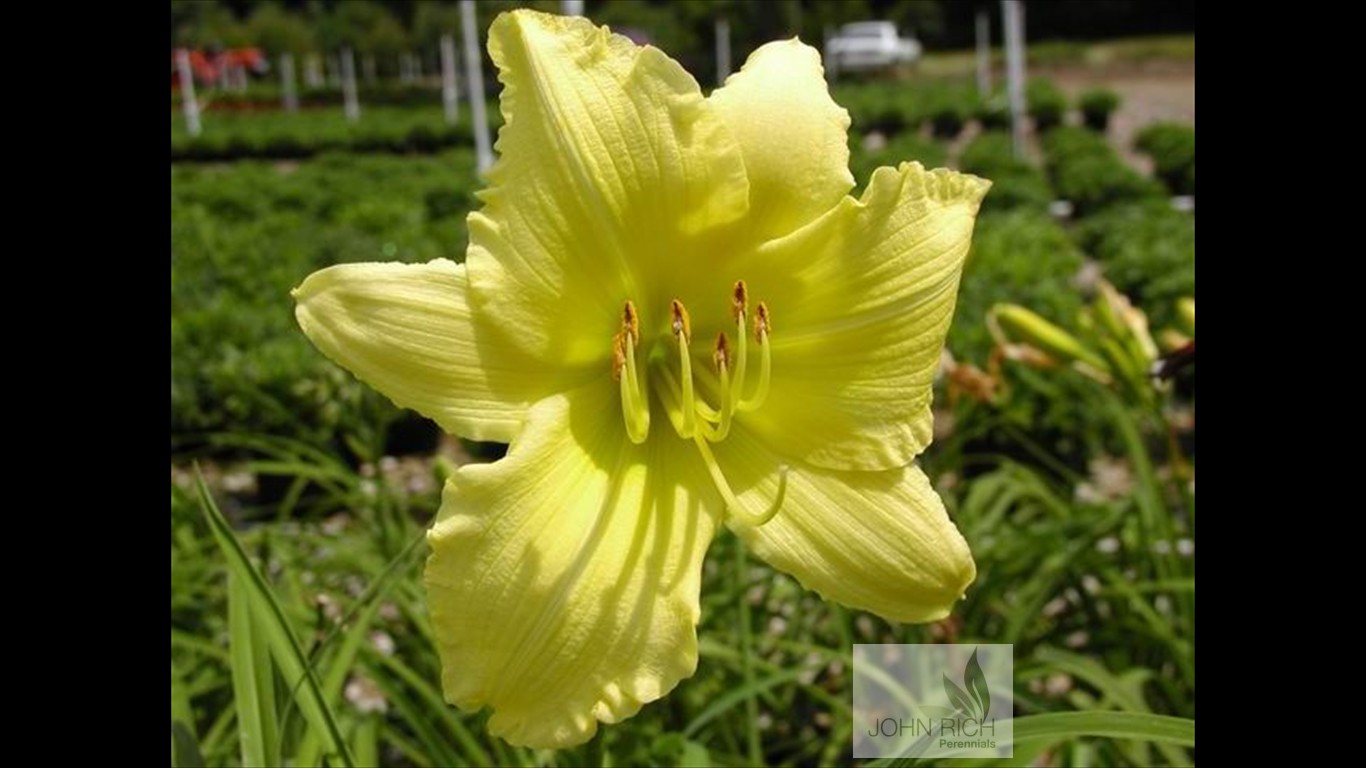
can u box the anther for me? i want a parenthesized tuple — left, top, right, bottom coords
(622, 300, 640, 346)
(611, 331, 626, 381)
(713, 332, 730, 373)
(754, 302, 771, 340)
(732, 280, 748, 321)
(671, 299, 691, 342)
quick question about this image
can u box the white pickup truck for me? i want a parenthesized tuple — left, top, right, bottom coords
(825, 21, 922, 73)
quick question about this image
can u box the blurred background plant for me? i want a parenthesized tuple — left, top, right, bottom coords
(171, 1, 1194, 765)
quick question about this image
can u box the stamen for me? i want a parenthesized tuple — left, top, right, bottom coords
(672, 299, 698, 438)
(700, 333, 736, 442)
(692, 433, 787, 527)
(615, 302, 649, 444)
(730, 289, 749, 414)
(738, 301, 771, 412)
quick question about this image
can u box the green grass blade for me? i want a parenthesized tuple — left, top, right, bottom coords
(868, 711, 1194, 766)
(366, 648, 492, 766)
(195, 469, 356, 768)
(171, 662, 196, 751)
(681, 668, 810, 739)
(1033, 648, 1190, 766)
(228, 572, 279, 766)
(354, 715, 380, 767)
(171, 722, 206, 768)
(294, 590, 387, 766)
(1010, 711, 1194, 747)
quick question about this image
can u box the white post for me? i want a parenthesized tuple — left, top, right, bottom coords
(305, 55, 323, 88)
(975, 9, 992, 96)
(341, 47, 361, 122)
(176, 49, 202, 137)
(1002, 0, 1027, 157)
(363, 54, 377, 84)
(715, 17, 732, 83)
(561, 0, 584, 15)
(461, 0, 494, 173)
(441, 34, 461, 125)
(280, 53, 298, 112)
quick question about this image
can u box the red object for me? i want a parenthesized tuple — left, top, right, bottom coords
(171, 48, 267, 89)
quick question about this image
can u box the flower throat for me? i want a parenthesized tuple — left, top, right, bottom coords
(613, 280, 787, 526)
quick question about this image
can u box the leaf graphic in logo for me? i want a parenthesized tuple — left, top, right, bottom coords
(965, 649, 990, 720)
(943, 673, 976, 718)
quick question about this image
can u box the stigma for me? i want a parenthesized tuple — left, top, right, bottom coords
(612, 280, 783, 526)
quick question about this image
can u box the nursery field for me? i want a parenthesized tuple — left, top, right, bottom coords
(171, 57, 1195, 767)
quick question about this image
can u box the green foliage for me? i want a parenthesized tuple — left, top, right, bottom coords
(924, 83, 975, 138)
(849, 131, 947, 190)
(244, 4, 315, 56)
(834, 82, 923, 136)
(1027, 78, 1068, 133)
(958, 131, 1053, 214)
(1076, 203, 1196, 329)
(1042, 127, 1165, 216)
(170, 151, 478, 449)
(1134, 123, 1195, 195)
(170, 106, 490, 162)
(1079, 88, 1121, 132)
(974, 91, 1011, 130)
(835, 80, 977, 140)
(951, 211, 1085, 360)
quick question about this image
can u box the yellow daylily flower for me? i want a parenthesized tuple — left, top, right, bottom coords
(293, 10, 989, 749)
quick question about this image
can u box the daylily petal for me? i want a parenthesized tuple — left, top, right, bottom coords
(425, 383, 720, 748)
(468, 10, 750, 367)
(737, 163, 989, 471)
(293, 259, 563, 443)
(715, 424, 975, 623)
(710, 39, 854, 241)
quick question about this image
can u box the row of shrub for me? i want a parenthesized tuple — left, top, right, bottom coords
(1135, 123, 1195, 195)
(835, 78, 1122, 140)
(170, 106, 493, 162)
(171, 82, 449, 112)
(958, 132, 1053, 214)
(1041, 127, 1167, 216)
(171, 151, 480, 449)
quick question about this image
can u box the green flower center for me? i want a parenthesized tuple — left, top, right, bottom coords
(613, 280, 786, 525)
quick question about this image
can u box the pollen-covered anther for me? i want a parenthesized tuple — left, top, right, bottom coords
(731, 280, 749, 321)
(754, 302, 771, 340)
(671, 299, 692, 342)
(713, 332, 731, 372)
(611, 331, 627, 381)
(621, 300, 640, 346)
